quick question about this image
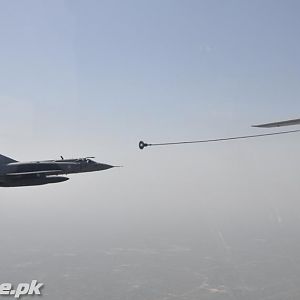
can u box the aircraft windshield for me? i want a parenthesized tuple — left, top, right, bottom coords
(86, 159, 95, 164)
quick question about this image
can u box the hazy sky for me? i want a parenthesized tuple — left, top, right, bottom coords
(1, 0, 300, 149)
(0, 0, 299, 213)
(0, 1, 300, 299)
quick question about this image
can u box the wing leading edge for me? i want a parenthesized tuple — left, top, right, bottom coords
(252, 118, 300, 128)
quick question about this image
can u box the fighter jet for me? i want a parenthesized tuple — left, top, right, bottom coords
(0, 155, 116, 187)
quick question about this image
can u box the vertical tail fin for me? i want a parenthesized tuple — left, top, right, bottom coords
(0, 154, 17, 165)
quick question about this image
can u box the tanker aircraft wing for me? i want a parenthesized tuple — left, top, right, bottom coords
(252, 118, 300, 128)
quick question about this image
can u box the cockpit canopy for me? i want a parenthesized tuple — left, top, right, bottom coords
(76, 158, 96, 164)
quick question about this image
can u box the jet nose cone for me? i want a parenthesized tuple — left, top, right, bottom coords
(97, 163, 115, 170)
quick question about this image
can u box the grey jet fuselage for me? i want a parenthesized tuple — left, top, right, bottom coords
(0, 155, 115, 187)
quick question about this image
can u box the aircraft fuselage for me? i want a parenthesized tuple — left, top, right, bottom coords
(0, 157, 115, 187)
